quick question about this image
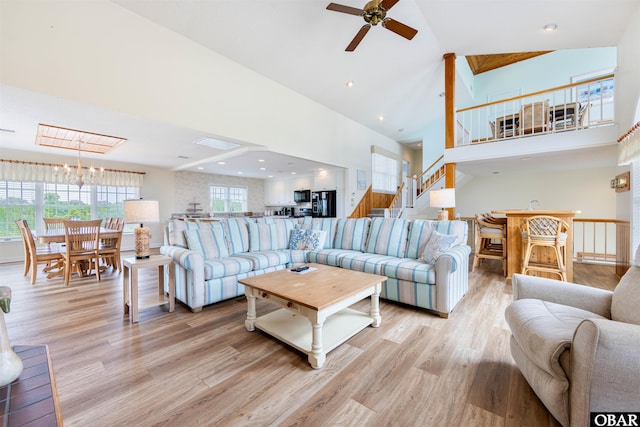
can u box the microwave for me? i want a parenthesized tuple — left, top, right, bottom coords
(293, 189, 311, 203)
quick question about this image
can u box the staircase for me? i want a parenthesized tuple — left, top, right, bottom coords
(368, 208, 389, 218)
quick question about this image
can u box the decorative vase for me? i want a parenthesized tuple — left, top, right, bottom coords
(0, 287, 23, 387)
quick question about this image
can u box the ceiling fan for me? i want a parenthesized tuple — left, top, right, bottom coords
(326, 0, 418, 51)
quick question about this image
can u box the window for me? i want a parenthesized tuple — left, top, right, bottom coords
(210, 185, 247, 212)
(0, 181, 36, 239)
(372, 152, 399, 194)
(0, 181, 139, 239)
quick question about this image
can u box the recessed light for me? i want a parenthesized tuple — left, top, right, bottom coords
(543, 24, 557, 32)
(260, 167, 266, 171)
(346, 80, 354, 87)
(378, 115, 384, 121)
(258, 159, 265, 162)
(237, 171, 243, 175)
(197, 167, 204, 170)
(217, 161, 225, 165)
(291, 172, 296, 175)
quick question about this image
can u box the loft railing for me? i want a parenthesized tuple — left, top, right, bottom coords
(456, 74, 615, 146)
(414, 154, 445, 197)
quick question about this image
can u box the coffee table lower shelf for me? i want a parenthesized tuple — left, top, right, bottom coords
(254, 308, 373, 357)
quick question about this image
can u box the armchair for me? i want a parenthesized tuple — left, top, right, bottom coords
(505, 262, 640, 426)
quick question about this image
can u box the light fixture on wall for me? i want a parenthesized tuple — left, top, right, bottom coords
(610, 171, 630, 192)
(430, 188, 455, 221)
(124, 199, 160, 259)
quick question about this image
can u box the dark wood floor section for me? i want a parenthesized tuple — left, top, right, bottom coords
(1, 256, 619, 426)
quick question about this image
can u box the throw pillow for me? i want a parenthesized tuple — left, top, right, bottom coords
(288, 229, 327, 250)
(420, 230, 456, 264)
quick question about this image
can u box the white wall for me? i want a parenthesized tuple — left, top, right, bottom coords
(0, 1, 401, 216)
(456, 166, 623, 219)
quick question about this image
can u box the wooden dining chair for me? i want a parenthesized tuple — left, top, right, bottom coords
(62, 219, 102, 286)
(15, 220, 64, 285)
(100, 217, 124, 271)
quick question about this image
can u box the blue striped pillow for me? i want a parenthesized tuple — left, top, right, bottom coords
(334, 218, 370, 252)
(406, 220, 436, 259)
(222, 218, 251, 254)
(365, 218, 409, 257)
(184, 222, 229, 260)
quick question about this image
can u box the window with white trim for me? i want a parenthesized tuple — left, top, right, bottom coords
(372, 152, 399, 194)
(210, 185, 247, 212)
(0, 181, 139, 239)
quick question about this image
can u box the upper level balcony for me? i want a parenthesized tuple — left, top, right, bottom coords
(448, 74, 619, 166)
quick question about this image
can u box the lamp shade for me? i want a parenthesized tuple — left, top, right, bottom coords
(124, 199, 160, 224)
(429, 189, 456, 209)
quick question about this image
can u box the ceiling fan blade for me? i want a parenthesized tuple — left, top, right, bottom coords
(326, 3, 364, 16)
(380, 0, 401, 11)
(346, 24, 371, 51)
(382, 18, 418, 40)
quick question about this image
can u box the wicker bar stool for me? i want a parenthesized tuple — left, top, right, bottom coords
(473, 213, 507, 275)
(521, 215, 569, 281)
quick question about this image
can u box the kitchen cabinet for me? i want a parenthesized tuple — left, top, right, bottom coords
(314, 169, 343, 190)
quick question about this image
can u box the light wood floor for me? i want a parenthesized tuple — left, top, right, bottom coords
(1, 255, 620, 427)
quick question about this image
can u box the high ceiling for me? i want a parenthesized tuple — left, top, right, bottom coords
(1, 0, 638, 178)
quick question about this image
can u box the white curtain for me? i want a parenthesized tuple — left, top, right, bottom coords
(0, 160, 144, 187)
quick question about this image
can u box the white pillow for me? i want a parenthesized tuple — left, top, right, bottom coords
(288, 229, 327, 250)
(420, 230, 456, 264)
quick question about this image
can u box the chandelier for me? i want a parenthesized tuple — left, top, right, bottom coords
(56, 138, 103, 189)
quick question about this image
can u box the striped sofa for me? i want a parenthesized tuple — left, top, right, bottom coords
(160, 217, 470, 317)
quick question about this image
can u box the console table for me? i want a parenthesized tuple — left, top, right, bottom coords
(0, 345, 62, 426)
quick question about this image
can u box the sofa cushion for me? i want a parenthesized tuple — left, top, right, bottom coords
(434, 220, 468, 247)
(222, 218, 251, 254)
(203, 256, 253, 280)
(235, 251, 290, 270)
(421, 230, 457, 264)
(334, 218, 370, 252)
(365, 218, 409, 257)
(167, 219, 199, 248)
(262, 218, 296, 249)
(184, 223, 230, 260)
(289, 229, 326, 250)
(248, 222, 280, 251)
(405, 220, 436, 259)
(505, 298, 607, 380)
(307, 248, 362, 267)
(300, 217, 338, 248)
(288, 249, 309, 266)
(339, 252, 397, 275)
(611, 264, 640, 325)
(377, 258, 436, 284)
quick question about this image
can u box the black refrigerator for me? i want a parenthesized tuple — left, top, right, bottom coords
(311, 190, 336, 217)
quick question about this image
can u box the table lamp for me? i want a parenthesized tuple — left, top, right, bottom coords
(124, 199, 160, 259)
(430, 188, 455, 221)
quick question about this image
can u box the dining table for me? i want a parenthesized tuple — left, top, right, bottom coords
(37, 228, 122, 279)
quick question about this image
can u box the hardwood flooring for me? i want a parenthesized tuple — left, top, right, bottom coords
(1, 256, 620, 427)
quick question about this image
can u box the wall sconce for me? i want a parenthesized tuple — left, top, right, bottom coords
(610, 172, 630, 192)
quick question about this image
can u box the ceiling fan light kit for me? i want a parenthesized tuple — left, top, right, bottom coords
(327, 0, 418, 51)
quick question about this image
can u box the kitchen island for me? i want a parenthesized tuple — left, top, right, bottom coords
(492, 210, 580, 281)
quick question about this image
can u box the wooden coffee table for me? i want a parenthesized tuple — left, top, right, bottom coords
(240, 263, 386, 369)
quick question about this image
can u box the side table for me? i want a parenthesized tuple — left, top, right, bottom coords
(0, 345, 62, 426)
(123, 255, 175, 323)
